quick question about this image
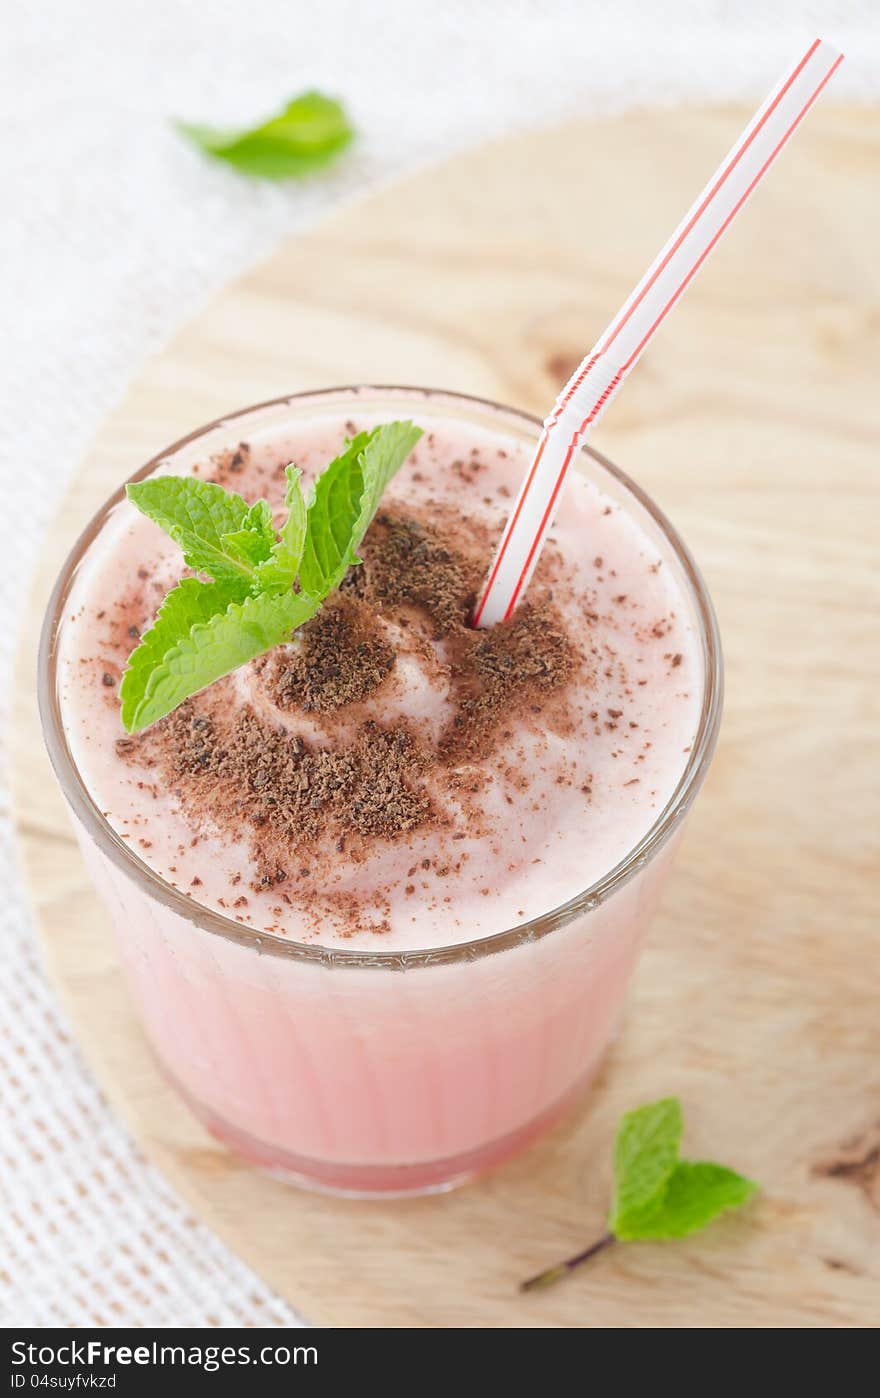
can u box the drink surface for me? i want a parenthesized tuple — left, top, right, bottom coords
(58, 412, 701, 952)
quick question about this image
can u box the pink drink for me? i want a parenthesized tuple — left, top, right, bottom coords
(41, 388, 721, 1194)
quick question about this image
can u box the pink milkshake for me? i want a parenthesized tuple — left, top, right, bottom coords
(40, 387, 721, 1194)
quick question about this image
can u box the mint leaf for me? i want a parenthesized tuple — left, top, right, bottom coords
(614, 1161, 757, 1241)
(609, 1097, 755, 1242)
(124, 589, 320, 732)
(119, 577, 248, 731)
(220, 499, 275, 569)
(126, 476, 271, 585)
(255, 466, 307, 592)
(521, 1096, 758, 1292)
(120, 419, 421, 732)
(297, 432, 371, 595)
(176, 91, 354, 180)
(355, 421, 425, 553)
(608, 1097, 682, 1233)
(299, 421, 422, 595)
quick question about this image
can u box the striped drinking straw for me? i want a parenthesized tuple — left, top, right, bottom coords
(472, 38, 843, 629)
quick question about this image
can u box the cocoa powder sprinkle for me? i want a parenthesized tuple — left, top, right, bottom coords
(259, 597, 395, 713)
(119, 502, 583, 914)
(353, 511, 480, 635)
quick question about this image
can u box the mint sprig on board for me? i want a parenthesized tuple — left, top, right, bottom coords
(119, 421, 422, 733)
(176, 91, 354, 179)
(521, 1098, 756, 1292)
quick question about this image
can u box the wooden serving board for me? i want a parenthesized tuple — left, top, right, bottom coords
(12, 107, 880, 1328)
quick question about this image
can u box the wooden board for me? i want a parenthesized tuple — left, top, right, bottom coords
(12, 106, 880, 1328)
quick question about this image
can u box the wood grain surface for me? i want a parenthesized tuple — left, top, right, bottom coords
(11, 106, 879, 1327)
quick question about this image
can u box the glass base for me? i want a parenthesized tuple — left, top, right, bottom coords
(165, 1064, 597, 1198)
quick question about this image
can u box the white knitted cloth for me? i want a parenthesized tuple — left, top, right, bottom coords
(1, 1, 876, 1329)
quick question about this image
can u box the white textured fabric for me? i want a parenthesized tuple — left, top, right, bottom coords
(1, 1, 876, 1330)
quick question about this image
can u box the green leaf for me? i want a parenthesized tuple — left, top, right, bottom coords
(298, 421, 422, 596)
(119, 577, 249, 731)
(608, 1097, 756, 1242)
(126, 476, 271, 585)
(519, 1096, 759, 1292)
(176, 91, 354, 180)
(297, 432, 370, 595)
(123, 588, 320, 733)
(608, 1097, 683, 1234)
(255, 466, 307, 591)
(613, 1161, 757, 1241)
(121, 419, 422, 732)
(220, 499, 275, 569)
(354, 421, 425, 554)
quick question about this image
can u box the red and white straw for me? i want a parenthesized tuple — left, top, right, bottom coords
(473, 38, 843, 628)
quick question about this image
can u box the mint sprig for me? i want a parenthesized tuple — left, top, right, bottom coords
(609, 1098, 755, 1240)
(176, 91, 354, 180)
(119, 421, 421, 733)
(521, 1097, 757, 1292)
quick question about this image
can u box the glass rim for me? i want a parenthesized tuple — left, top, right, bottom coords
(38, 384, 723, 971)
